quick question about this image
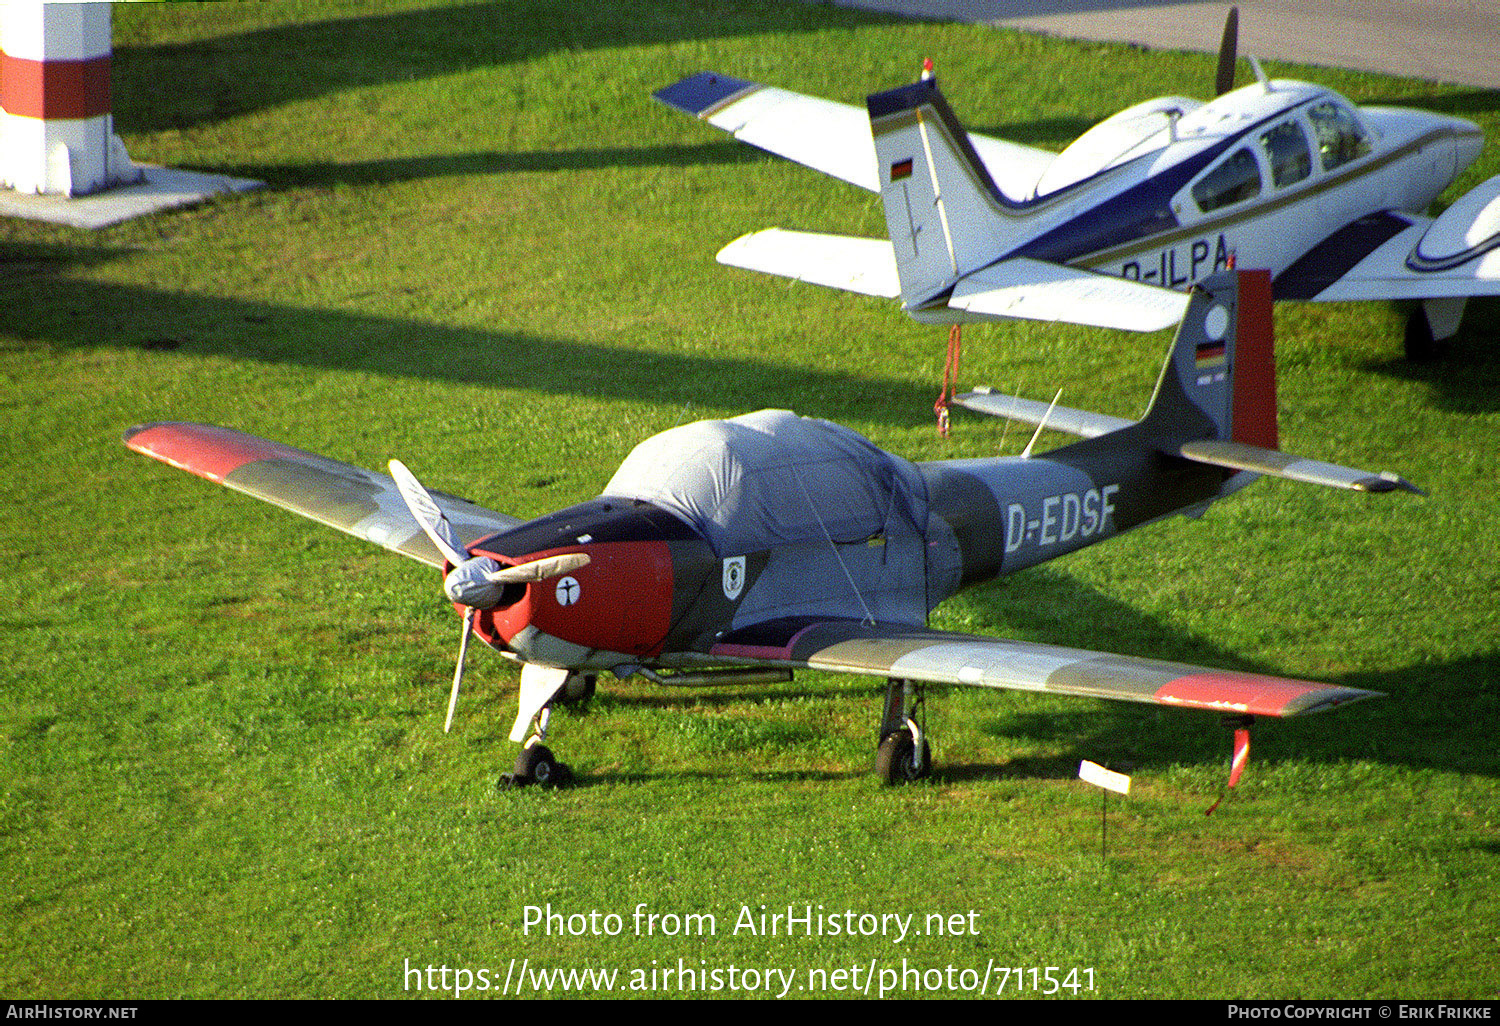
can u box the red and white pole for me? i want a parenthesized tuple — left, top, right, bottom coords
(1, 1, 139, 196)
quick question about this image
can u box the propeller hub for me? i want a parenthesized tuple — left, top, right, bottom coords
(443, 556, 512, 608)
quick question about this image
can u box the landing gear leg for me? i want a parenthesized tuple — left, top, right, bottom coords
(501, 666, 583, 790)
(1405, 297, 1465, 361)
(874, 677, 931, 785)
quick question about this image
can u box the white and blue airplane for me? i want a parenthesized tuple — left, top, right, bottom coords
(655, 14, 1500, 358)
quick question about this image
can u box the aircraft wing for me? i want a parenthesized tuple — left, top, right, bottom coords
(123, 422, 524, 568)
(1276, 177, 1500, 302)
(710, 619, 1380, 717)
(654, 72, 1056, 199)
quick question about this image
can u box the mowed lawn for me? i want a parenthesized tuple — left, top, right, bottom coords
(1, 0, 1496, 1000)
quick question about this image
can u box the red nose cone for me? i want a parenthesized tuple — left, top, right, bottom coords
(472, 541, 674, 658)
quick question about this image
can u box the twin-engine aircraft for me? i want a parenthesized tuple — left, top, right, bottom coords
(125, 270, 1416, 788)
(655, 12, 1500, 358)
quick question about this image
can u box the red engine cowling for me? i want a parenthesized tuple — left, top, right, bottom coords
(466, 541, 675, 660)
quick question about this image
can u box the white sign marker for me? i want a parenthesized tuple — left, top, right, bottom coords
(1078, 759, 1130, 795)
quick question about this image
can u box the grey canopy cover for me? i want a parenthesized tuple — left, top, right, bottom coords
(603, 410, 953, 627)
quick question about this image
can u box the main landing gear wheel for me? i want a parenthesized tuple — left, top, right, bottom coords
(1404, 307, 1447, 362)
(874, 677, 932, 785)
(875, 730, 931, 786)
(506, 743, 573, 789)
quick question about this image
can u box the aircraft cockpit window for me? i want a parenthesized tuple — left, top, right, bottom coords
(1259, 120, 1312, 187)
(1307, 101, 1372, 171)
(1192, 147, 1262, 212)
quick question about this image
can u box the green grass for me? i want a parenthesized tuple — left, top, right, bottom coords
(2, 0, 1498, 1000)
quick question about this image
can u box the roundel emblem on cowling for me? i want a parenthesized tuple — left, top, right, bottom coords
(554, 576, 581, 607)
(722, 556, 745, 600)
(1204, 303, 1230, 342)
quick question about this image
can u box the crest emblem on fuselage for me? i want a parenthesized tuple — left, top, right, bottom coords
(722, 556, 745, 600)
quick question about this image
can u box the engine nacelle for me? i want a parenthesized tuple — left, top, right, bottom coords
(1408, 173, 1500, 273)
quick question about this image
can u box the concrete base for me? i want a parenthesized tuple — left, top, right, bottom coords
(0, 165, 262, 229)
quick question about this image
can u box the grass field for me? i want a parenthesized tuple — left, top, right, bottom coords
(2, 0, 1497, 1000)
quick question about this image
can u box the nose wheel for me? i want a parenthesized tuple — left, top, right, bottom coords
(500, 687, 580, 789)
(875, 678, 931, 785)
(505, 739, 573, 789)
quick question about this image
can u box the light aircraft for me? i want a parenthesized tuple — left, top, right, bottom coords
(654, 9, 1500, 359)
(125, 270, 1416, 788)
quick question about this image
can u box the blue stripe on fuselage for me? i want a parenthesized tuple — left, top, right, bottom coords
(1009, 137, 1235, 266)
(1004, 84, 1347, 268)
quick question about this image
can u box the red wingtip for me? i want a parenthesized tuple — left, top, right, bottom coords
(921, 58, 934, 80)
(124, 422, 288, 484)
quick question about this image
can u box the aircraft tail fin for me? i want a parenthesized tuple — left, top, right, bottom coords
(1145, 269, 1423, 493)
(866, 76, 1031, 310)
(1141, 268, 1274, 446)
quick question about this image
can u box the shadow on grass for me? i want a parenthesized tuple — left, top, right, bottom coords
(478, 564, 1499, 786)
(968, 116, 1095, 150)
(197, 117, 1089, 189)
(109, 0, 1499, 180)
(113, 0, 1500, 140)
(509, 767, 856, 789)
(953, 568, 1500, 780)
(113, 0, 907, 135)
(203, 141, 782, 190)
(1358, 298, 1500, 414)
(0, 241, 937, 426)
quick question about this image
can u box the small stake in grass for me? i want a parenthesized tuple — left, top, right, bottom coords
(1079, 760, 1131, 863)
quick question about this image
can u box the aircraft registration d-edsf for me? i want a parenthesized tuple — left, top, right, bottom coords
(126, 271, 1417, 789)
(654, 10, 1500, 359)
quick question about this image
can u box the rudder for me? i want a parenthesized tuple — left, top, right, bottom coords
(1140, 268, 1277, 448)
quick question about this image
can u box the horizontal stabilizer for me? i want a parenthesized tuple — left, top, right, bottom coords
(954, 387, 1135, 439)
(655, 73, 881, 192)
(947, 258, 1190, 332)
(654, 72, 1056, 198)
(1176, 439, 1425, 494)
(716, 228, 901, 298)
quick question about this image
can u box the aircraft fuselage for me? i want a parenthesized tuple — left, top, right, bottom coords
(460, 438, 1230, 672)
(1011, 82, 1482, 301)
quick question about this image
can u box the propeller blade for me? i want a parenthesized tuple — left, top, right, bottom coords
(389, 458, 470, 567)
(486, 552, 591, 584)
(445, 607, 477, 733)
(1214, 6, 1239, 96)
